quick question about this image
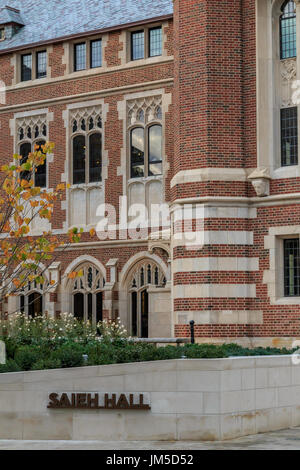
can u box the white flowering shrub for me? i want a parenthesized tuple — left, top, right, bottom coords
(0, 312, 98, 345)
(97, 318, 129, 341)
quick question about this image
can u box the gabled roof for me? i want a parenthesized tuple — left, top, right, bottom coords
(0, 6, 24, 26)
(0, 0, 173, 53)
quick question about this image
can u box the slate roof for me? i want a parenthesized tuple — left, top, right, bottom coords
(0, 0, 173, 52)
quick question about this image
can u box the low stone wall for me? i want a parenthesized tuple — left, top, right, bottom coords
(0, 356, 300, 441)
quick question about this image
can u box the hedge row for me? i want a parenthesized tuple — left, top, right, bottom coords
(0, 339, 296, 373)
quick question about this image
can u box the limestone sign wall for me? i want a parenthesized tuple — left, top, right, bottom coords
(0, 357, 300, 441)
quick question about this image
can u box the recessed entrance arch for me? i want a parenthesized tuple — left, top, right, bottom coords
(128, 261, 166, 338)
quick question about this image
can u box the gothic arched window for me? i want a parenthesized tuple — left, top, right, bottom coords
(18, 119, 48, 188)
(128, 260, 166, 337)
(130, 124, 162, 178)
(72, 112, 102, 185)
(71, 263, 105, 324)
(19, 276, 48, 318)
(280, 0, 296, 59)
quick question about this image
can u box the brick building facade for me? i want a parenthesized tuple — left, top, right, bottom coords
(0, 0, 300, 346)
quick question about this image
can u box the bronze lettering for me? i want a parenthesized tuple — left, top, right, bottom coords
(47, 393, 60, 409)
(116, 394, 130, 408)
(47, 392, 151, 410)
(76, 393, 87, 408)
(105, 393, 117, 408)
(87, 393, 99, 409)
(59, 393, 71, 408)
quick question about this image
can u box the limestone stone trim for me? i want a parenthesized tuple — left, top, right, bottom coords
(192, 336, 300, 348)
(119, 251, 168, 288)
(280, 57, 297, 106)
(0, 78, 173, 113)
(62, 254, 106, 289)
(48, 261, 61, 293)
(173, 284, 257, 299)
(170, 193, 300, 208)
(264, 224, 300, 304)
(171, 204, 257, 219)
(170, 168, 251, 188)
(106, 258, 119, 284)
(4, 52, 173, 92)
(172, 231, 254, 248)
(173, 257, 259, 273)
(118, 30, 127, 65)
(177, 310, 263, 325)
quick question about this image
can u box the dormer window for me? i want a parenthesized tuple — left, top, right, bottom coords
(0, 6, 24, 40)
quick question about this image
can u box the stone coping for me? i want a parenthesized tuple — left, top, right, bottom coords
(0, 355, 297, 384)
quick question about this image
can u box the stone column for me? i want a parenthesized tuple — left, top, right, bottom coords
(103, 259, 119, 321)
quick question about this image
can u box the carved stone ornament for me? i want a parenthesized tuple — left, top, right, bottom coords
(248, 168, 271, 197)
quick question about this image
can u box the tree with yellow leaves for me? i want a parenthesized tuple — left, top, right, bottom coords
(0, 142, 84, 313)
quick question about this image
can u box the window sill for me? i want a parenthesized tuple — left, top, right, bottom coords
(272, 165, 300, 179)
(128, 175, 163, 185)
(273, 296, 300, 305)
(70, 182, 103, 190)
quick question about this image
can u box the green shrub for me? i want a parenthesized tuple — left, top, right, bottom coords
(0, 359, 22, 373)
(14, 345, 42, 371)
(52, 344, 84, 368)
(31, 358, 62, 371)
(2, 337, 18, 359)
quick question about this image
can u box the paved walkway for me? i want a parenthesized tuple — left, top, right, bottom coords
(1, 427, 300, 449)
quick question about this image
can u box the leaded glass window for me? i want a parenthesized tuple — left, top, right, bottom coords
(89, 133, 102, 183)
(284, 238, 300, 296)
(149, 27, 162, 57)
(281, 107, 298, 166)
(91, 39, 102, 68)
(34, 140, 47, 188)
(74, 43, 86, 71)
(130, 128, 145, 178)
(73, 135, 86, 184)
(131, 31, 144, 60)
(36, 51, 47, 79)
(148, 125, 162, 176)
(21, 54, 32, 82)
(280, 1, 296, 59)
(20, 142, 31, 182)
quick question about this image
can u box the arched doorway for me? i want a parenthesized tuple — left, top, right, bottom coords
(128, 261, 166, 338)
(70, 263, 105, 325)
